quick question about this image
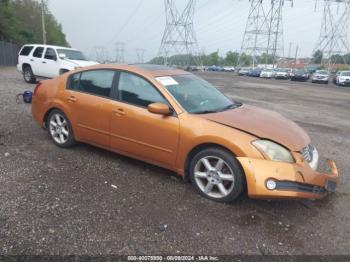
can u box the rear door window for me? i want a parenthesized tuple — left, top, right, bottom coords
(68, 70, 115, 98)
(33, 47, 44, 58)
(20, 46, 34, 56)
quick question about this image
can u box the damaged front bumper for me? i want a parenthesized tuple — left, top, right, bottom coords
(237, 157, 339, 199)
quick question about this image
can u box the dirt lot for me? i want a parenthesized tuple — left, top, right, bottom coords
(0, 67, 350, 256)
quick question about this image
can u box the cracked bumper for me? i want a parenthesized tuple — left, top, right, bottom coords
(237, 157, 339, 199)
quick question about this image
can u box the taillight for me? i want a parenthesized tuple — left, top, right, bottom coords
(33, 82, 42, 96)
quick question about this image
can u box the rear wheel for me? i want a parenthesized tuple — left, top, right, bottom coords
(23, 66, 36, 84)
(47, 110, 76, 148)
(189, 148, 245, 203)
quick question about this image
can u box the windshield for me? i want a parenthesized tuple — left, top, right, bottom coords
(316, 70, 328, 75)
(57, 49, 87, 61)
(161, 74, 239, 114)
(340, 71, 350, 76)
(295, 69, 306, 74)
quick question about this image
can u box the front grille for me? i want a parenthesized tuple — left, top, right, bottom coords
(276, 181, 326, 194)
(300, 145, 314, 163)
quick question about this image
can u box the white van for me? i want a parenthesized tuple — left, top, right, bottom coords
(17, 44, 98, 83)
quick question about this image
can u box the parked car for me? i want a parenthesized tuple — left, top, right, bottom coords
(248, 68, 262, 77)
(311, 70, 329, 84)
(238, 67, 251, 76)
(336, 71, 350, 86)
(260, 68, 275, 79)
(290, 69, 309, 81)
(31, 64, 339, 202)
(17, 44, 98, 83)
(185, 66, 199, 72)
(207, 65, 223, 72)
(222, 66, 235, 72)
(274, 68, 290, 79)
(333, 71, 341, 84)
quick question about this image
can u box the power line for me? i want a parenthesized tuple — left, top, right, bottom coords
(136, 48, 146, 63)
(115, 42, 126, 63)
(312, 0, 350, 71)
(158, 0, 202, 67)
(239, 0, 293, 67)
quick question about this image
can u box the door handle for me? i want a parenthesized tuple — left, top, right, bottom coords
(67, 96, 77, 102)
(42, 61, 47, 64)
(112, 108, 126, 116)
(30, 59, 34, 62)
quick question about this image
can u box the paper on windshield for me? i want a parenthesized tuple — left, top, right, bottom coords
(156, 76, 179, 86)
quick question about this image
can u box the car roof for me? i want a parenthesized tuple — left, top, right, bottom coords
(74, 63, 190, 77)
(22, 44, 78, 51)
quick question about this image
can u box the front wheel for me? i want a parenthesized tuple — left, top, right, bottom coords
(189, 148, 245, 203)
(47, 110, 76, 148)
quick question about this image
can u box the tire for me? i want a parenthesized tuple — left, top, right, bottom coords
(189, 147, 245, 203)
(47, 109, 76, 148)
(23, 66, 36, 84)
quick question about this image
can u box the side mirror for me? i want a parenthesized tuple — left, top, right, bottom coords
(148, 103, 171, 116)
(58, 53, 66, 60)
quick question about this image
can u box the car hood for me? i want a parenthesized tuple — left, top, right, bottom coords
(314, 74, 328, 77)
(199, 104, 310, 151)
(64, 60, 99, 67)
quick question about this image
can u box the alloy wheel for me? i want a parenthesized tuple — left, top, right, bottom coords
(49, 113, 69, 145)
(194, 156, 235, 199)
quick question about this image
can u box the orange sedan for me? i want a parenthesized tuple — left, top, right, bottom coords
(31, 64, 339, 202)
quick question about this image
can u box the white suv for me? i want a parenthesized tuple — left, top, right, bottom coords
(17, 44, 98, 83)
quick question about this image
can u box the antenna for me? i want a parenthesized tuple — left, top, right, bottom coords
(312, 0, 350, 71)
(239, 0, 293, 68)
(158, 0, 202, 67)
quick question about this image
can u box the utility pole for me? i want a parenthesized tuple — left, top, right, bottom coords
(158, 0, 202, 67)
(239, 0, 293, 67)
(313, 0, 350, 72)
(136, 49, 146, 64)
(115, 42, 126, 63)
(41, 0, 47, 45)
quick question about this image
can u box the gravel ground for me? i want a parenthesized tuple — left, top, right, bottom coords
(0, 67, 350, 256)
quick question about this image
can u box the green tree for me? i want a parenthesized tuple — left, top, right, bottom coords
(224, 51, 239, 66)
(208, 51, 219, 66)
(0, 0, 68, 46)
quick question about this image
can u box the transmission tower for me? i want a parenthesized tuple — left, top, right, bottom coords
(115, 42, 126, 63)
(313, 0, 350, 71)
(239, 0, 293, 67)
(158, 0, 202, 67)
(136, 49, 146, 64)
(94, 46, 109, 63)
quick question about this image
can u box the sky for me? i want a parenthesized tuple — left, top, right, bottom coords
(47, 0, 331, 62)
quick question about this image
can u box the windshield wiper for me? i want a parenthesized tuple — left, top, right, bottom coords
(218, 102, 243, 112)
(193, 110, 219, 114)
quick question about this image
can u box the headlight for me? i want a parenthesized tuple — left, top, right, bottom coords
(252, 140, 295, 163)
